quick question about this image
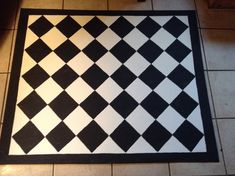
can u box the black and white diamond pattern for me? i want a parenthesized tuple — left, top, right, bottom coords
(9, 14, 207, 155)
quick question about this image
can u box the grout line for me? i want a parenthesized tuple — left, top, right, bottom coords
(52, 164, 55, 176)
(151, 0, 154, 10)
(200, 27, 235, 30)
(168, 163, 171, 176)
(204, 69, 235, 72)
(216, 117, 235, 119)
(0, 72, 10, 74)
(111, 163, 113, 176)
(0, 28, 15, 31)
(107, 0, 109, 10)
(62, 0, 65, 10)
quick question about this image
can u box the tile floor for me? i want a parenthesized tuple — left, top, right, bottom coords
(0, 0, 235, 175)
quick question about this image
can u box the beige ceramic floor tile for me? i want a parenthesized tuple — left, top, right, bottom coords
(0, 30, 14, 72)
(0, 1, 18, 29)
(109, 0, 152, 10)
(195, 0, 235, 29)
(202, 29, 235, 70)
(113, 163, 169, 176)
(153, 0, 195, 10)
(209, 71, 235, 118)
(64, 0, 107, 10)
(218, 119, 235, 174)
(0, 165, 53, 176)
(170, 120, 226, 176)
(54, 164, 111, 176)
(0, 74, 7, 123)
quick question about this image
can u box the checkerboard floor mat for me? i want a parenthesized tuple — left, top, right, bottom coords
(0, 9, 218, 163)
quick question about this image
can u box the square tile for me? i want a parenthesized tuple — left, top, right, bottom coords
(195, 0, 235, 29)
(0, 165, 53, 176)
(202, 29, 235, 70)
(209, 71, 235, 118)
(0, 74, 7, 122)
(170, 120, 226, 176)
(113, 163, 169, 176)
(0, 30, 14, 72)
(109, 0, 152, 10)
(153, 0, 195, 10)
(64, 0, 107, 10)
(0, 1, 18, 29)
(218, 119, 235, 174)
(54, 164, 111, 176)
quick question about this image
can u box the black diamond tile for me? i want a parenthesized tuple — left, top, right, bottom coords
(110, 16, 134, 38)
(25, 39, 52, 62)
(163, 16, 188, 38)
(139, 65, 165, 89)
(46, 122, 75, 151)
(110, 91, 138, 118)
(136, 16, 161, 38)
(22, 64, 50, 89)
(165, 39, 191, 63)
(111, 65, 136, 89)
(138, 40, 163, 63)
(142, 121, 171, 151)
(141, 92, 168, 118)
(170, 92, 198, 118)
(174, 120, 203, 151)
(52, 64, 79, 89)
(110, 40, 135, 63)
(83, 16, 107, 38)
(13, 121, 44, 153)
(78, 121, 108, 152)
(110, 121, 140, 152)
(18, 91, 47, 119)
(54, 40, 80, 62)
(29, 16, 54, 37)
(80, 92, 108, 118)
(49, 91, 78, 120)
(83, 40, 107, 62)
(56, 15, 81, 38)
(81, 64, 108, 89)
(168, 64, 194, 89)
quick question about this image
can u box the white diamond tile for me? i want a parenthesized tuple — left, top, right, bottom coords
(96, 28, 121, 50)
(159, 136, 189, 152)
(63, 107, 92, 135)
(21, 52, 37, 75)
(39, 52, 65, 76)
(128, 137, 156, 153)
(154, 78, 182, 104)
(95, 105, 123, 135)
(151, 28, 176, 50)
(69, 28, 94, 50)
(97, 16, 119, 26)
(124, 52, 150, 76)
(187, 107, 204, 133)
(183, 79, 199, 102)
(150, 16, 172, 26)
(157, 106, 185, 134)
(152, 52, 179, 76)
(123, 28, 148, 50)
(9, 139, 25, 155)
(126, 106, 155, 134)
(66, 77, 93, 104)
(31, 106, 61, 136)
(35, 78, 63, 103)
(41, 27, 67, 50)
(67, 52, 93, 75)
(24, 28, 39, 48)
(180, 52, 195, 74)
(192, 137, 207, 152)
(27, 15, 41, 26)
(16, 78, 33, 103)
(60, 137, 90, 153)
(124, 16, 146, 26)
(28, 138, 58, 154)
(178, 28, 192, 49)
(126, 78, 152, 103)
(96, 52, 122, 76)
(71, 16, 93, 26)
(44, 15, 66, 25)
(96, 78, 122, 103)
(94, 137, 124, 153)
